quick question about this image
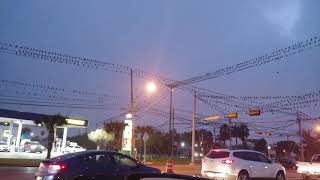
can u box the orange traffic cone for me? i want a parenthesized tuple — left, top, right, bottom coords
(166, 159, 174, 173)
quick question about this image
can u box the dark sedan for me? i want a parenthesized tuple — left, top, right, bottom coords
(35, 150, 161, 180)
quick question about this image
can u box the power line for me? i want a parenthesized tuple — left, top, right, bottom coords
(175, 35, 320, 86)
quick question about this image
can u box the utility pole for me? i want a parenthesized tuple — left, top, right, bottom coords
(169, 85, 173, 158)
(214, 124, 216, 143)
(130, 69, 135, 157)
(298, 112, 304, 161)
(201, 132, 204, 157)
(191, 91, 196, 165)
(172, 108, 175, 157)
(229, 118, 232, 148)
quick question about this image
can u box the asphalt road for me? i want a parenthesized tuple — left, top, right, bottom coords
(0, 151, 62, 159)
(0, 166, 304, 180)
(0, 166, 38, 180)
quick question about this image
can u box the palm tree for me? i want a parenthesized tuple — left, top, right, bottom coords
(219, 124, 231, 147)
(231, 125, 240, 148)
(254, 138, 268, 154)
(33, 114, 67, 159)
(238, 123, 249, 147)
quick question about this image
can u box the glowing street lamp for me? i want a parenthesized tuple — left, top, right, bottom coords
(316, 125, 320, 132)
(146, 82, 157, 93)
(181, 142, 185, 147)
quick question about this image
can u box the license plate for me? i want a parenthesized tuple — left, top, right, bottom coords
(36, 176, 42, 180)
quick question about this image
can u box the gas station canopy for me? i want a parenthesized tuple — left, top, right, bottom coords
(0, 109, 88, 128)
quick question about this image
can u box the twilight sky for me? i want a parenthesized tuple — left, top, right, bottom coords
(0, 0, 319, 141)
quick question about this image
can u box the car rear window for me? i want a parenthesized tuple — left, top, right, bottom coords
(207, 151, 230, 159)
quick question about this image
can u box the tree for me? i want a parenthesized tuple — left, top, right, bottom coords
(136, 126, 157, 159)
(238, 123, 249, 147)
(88, 129, 113, 150)
(302, 129, 320, 160)
(33, 114, 67, 159)
(219, 124, 231, 147)
(69, 133, 97, 150)
(231, 125, 240, 147)
(276, 140, 299, 159)
(254, 138, 268, 154)
(104, 121, 127, 151)
(197, 129, 213, 155)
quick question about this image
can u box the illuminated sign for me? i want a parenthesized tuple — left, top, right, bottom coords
(126, 113, 132, 119)
(122, 119, 132, 151)
(66, 119, 86, 126)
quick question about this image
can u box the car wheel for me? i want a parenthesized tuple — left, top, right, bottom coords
(237, 171, 249, 180)
(276, 171, 286, 180)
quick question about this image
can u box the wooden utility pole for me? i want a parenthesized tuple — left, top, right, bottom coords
(169, 86, 173, 158)
(214, 124, 216, 143)
(191, 91, 196, 165)
(172, 108, 175, 157)
(130, 69, 135, 157)
(298, 112, 304, 161)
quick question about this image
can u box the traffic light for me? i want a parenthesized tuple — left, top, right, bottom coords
(205, 115, 220, 121)
(248, 109, 261, 116)
(227, 113, 237, 119)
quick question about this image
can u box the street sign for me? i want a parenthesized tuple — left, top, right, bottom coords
(248, 109, 261, 116)
(205, 115, 220, 121)
(227, 113, 237, 119)
(143, 132, 149, 142)
(142, 132, 149, 163)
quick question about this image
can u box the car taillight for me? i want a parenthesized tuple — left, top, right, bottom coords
(222, 159, 233, 164)
(46, 163, 67, 173)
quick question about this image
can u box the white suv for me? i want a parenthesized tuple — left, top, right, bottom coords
(201, 149, 286, 180)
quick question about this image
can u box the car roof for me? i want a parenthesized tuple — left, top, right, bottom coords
(45, 150, 120, 162)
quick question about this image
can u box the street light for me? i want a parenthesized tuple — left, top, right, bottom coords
(316, 125, 320, 132)
(181, 142, 185, 147)
(130, 72, 157, 157)
(146, 82, 157, 93)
